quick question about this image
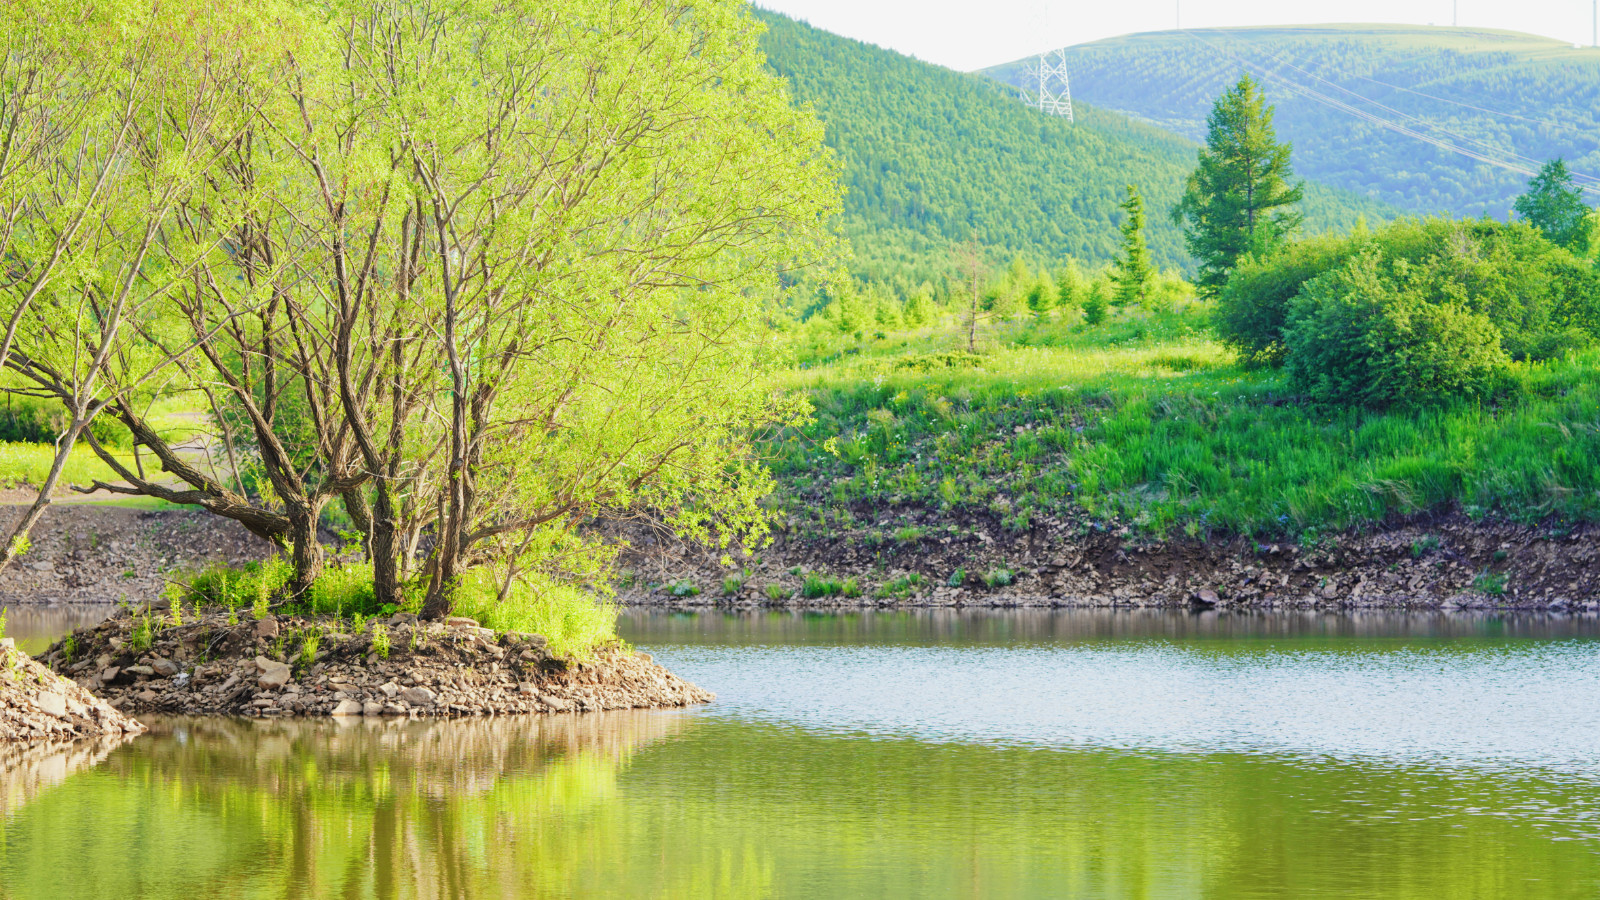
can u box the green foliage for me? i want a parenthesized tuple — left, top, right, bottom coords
(128, 611, 156, 654)
(947, 569, 966, 588)
(800, 573, 849, 598)
(0, 607, 6, 641)
(875, 573, 924, 599)
(1112, 185, 1157, 307)
(369, 625, 389, 661)
(986, 25, 1600, 220)
(1082, 281, 1111, 326)
(981, 568, 1015, 588)
(1173, 75, 1306, 297)
(1216, 233, 1358, 366)
(765, 583, 791, 602)
(772, 299, 1600, 538)
(721, 574, 746, 596)
(449, 571, 620, 659)
(756, 12, 1389, 284)
(299, 633, 321, 668)
(1473, 569, 1508, 596)
(1411, 535, 1440, 557)
(1513, 159, 1596, 255)
(1285, 250, 1509, 408)
(669, 580, 700, 598)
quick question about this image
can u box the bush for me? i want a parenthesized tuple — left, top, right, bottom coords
(0, 394, 132, 447)
(1219, 219, 1600, 372)
(1215, 233, 1356, 367)
(1285, 250, 1509, 408)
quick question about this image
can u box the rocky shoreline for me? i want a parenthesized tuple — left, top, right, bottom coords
(40, 608, 712, 719)
(620, 510, 1600, 611)
(0, 638, 145, 741)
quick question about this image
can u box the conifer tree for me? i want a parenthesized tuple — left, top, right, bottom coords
(1173, 74, 1305, 296)
(1113, 185, 1156, 306)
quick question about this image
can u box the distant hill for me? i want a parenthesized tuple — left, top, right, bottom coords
(983, 25, 1600, 220)
(755, 12, 1396, 281)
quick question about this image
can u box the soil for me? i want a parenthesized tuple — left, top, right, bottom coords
(0, 504, 275, 605)
(617, 505, 1600, 611)
(41, 608, 712, 719)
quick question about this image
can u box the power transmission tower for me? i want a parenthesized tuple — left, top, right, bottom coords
(1023, 48, 1075, 120)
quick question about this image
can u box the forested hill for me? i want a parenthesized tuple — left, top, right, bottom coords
(983, 25, 1600, 220)
(755, 12, 1394, 280)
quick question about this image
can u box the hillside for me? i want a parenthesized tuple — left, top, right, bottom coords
(756, 13, 1396, 280)
(983, 25, 1600, 220)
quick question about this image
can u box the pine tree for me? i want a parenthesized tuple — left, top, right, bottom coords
(1514, 159, 1596, 255)
(1113, 185, 1156, 306)
(1173, 74, 1305, 297)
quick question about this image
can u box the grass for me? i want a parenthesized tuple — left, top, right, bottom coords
(771, 305, 1600, 540)
(0, 442, 127, 490)
(172, 557, 620, 659)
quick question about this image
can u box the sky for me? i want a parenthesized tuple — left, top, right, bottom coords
(752, 0, 1600, 70)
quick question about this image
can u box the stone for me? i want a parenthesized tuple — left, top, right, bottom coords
(362, 701, 383, 717)
(258, 665, 292, 689)
(172, 672, 192, 689)
(29, 561, 53, 572)
(100, 666, 120, 683)
(400, 686, 437, 707)
(381, 703, 406, 716)
(444, 616, 479, 629)
(1192, 589, 1220, 608)
(330, 699, 364, 716)
(256, 618, 279, 640)
(379, 682, 400, 699)
(0, 638, 13, 651)
(125, 665, 155, 677)
(33, 692, 67, 717)
(152, 659, 180, 678)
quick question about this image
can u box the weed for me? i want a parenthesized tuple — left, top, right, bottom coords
(299, 632, 321, 668)
(128, 611, 155, 653)
(1492, 549, 1509, 563)
(722, 573, 747, 596)
(669, 579, 700, 598)
(1473, 569, 1508, 596)
(1411, 535, 1441, 558)
(876, 573, 924, 599)
(60, 634, 76, 663)
(947, 568, 966, 587)
(765, 583, 791, 601)
(371, 624, 390, 660)
(801, 573, 847, 598)
(982, 567, 1015, 588)
(842, 577, 861, 598)
(893, 525, 925, 543)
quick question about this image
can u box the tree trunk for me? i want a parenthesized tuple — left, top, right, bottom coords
(285, 503, 324, 600)
(368, 486, 402, 610)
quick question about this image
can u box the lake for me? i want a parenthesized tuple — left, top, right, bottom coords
(1, 607, 1598, 898)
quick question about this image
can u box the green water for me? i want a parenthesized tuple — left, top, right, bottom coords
(1, 609, 1598, 898)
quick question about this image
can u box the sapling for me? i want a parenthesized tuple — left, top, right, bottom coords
(371, 624, 391, 660)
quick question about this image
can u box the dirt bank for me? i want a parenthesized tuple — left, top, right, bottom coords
(0, 504, 273, 604)
(43, 607, 711, 719)
(618, 507, 1600, 611)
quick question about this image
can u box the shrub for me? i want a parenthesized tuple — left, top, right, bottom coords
(1285, 250, 1509, 408)
(1082, 280, 1111, 326)
(1215, 232, 1357, 366)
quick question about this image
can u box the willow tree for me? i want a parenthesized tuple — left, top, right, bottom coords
(2, 0, 840, 612)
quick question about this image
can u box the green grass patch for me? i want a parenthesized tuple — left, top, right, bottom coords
(771, 306, 1600, 538)
(0, 442, 127, 490)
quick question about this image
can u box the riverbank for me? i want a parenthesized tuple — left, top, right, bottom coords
(620, 509, 1599, 610)
(0, 639, 144, 741)
(42, 608, 712, 719)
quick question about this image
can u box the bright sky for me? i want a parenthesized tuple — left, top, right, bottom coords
(752, 0, 1600, 70)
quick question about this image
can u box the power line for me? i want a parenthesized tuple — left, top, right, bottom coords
(1208, 29, 1600, 186)
(1184, 30, 1600, 189)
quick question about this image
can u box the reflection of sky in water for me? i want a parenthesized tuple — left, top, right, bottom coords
(647, 642, 1600, 777)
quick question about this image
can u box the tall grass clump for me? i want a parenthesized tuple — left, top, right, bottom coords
(449, 571, 620, 659)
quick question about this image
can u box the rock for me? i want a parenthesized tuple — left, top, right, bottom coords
(400, 686, 437, 707)
(32, 692, 67, 717)
(330, 699, 364, 716)
(444, 616, 479, 629)
(100, 666, 120, 683)
(379, 682, 400, 699)
(381, 703, 406, 716)
(172, 672, 192, 689)
(152, 659, 180, 678)
(124, 665, 155, 677)
(0, 638, 12, 651)
(257, 664, 292, 689)
(362, 701, 383, 717)
(256, 618, 279, 640)
(1191, 589, 1220, 609)
(28, 561, 53, 572)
